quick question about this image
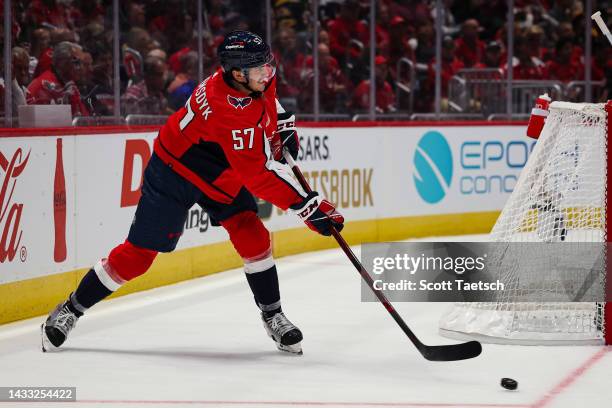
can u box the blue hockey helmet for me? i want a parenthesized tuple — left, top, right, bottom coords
(217, 31, 273, 73)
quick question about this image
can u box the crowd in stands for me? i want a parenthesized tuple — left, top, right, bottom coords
(0, 0, 610, 123)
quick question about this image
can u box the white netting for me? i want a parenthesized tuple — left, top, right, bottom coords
(439, 102, 608, 345)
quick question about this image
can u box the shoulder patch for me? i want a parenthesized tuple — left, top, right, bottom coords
(227, 95, 252, 110)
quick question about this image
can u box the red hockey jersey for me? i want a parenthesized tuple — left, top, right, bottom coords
(27, 69, 90, 116)
(154, 69, 306, 210)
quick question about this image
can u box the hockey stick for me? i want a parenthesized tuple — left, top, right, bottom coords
(283, 151, 482, 361)
(592, 11, 612, 46)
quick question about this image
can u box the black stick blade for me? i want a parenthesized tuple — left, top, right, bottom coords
(420, 340, 482, 361)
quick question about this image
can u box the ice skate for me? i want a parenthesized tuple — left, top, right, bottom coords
(262, 311, 303, 355)
(41, 301, 79, 352)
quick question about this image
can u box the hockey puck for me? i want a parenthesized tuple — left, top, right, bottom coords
(500, 378, 518, 390)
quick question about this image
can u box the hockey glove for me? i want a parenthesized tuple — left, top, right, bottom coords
(290, 192, 344, 236)
(276, 111, 299, 163)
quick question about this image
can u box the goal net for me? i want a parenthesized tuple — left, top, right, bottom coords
(439, 101, 611, 345)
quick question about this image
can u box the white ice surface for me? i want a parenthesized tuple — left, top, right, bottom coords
(0, 234, 610, 408)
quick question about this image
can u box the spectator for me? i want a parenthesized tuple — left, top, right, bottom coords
(126, 27, 154, 59)
(28, 28, 51, 77)
(27, 41, 90, 116)
(274, 0, 308, 31)
(414, 22, 435, 64)
(526, 25, 549, 65)
(546, 38, 584, 82)
(124, 27, 154, 81)
(511, 35, 548, 80)
(167, 51, 198, 111)
(527, 4, 557, 45)
(4, 47, 31, 116)
(555, 21, 583, 62)
(475, 41, 503, 69)
(79, 50, 94, 88)
(167, 33, 217, 77)
(454, 19, 485, 68)
(127, 2, 146, 29)
(122, 56, 171, 115)
(375, 2, 392, 57)
(148, 49, 168, 62)
(79, 22, 106, 53)
(274, 27, 306, 99)
(168, 46, 192, 76)
(299, 43, 350, 113)
(326, 0, 369, 65)
(319, 29, 330, 49)
(422, 36, 465, 111)
(33, 28, 77, 78)
(82, 42, 114, 116)
(351, 55, 396, 113)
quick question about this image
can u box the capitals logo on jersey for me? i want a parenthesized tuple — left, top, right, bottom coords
(227, 95, 252, 110)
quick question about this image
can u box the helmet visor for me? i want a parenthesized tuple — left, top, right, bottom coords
(246, 56, 276, 84)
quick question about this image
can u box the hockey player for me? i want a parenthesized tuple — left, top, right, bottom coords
(41, 31, 344, 355)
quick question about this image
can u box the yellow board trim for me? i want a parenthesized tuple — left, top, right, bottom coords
(0, 212, 498, 325)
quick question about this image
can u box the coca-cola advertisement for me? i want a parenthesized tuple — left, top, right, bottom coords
(0, 147, 29, 264)
(0, 136, 77, 284)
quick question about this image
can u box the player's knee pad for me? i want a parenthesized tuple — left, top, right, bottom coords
(106, 240, 158, 283)
(221, 211, 272, 270)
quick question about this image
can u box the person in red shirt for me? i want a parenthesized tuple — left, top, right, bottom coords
(351, 55, 396, 113)
(326, 0, 369, 64)
(29, 28, 51, 77)
(425, 36, 465, 104)
(454, 19, 485, 68)
(474, 41, 503, 69)
(274, 27, 306, 100)
(33, 28, 77, 79)
(27, 41, 90, 117)
(375, 2, 392, 57)
(299, 43, 351, 113)
(41, 31, 344, 356)
(546, 38, 584, 83)
(511, 35, 548, 80)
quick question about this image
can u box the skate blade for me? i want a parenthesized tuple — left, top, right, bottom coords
(40, 323, 59, 353)
(276, 341, 303, 355)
